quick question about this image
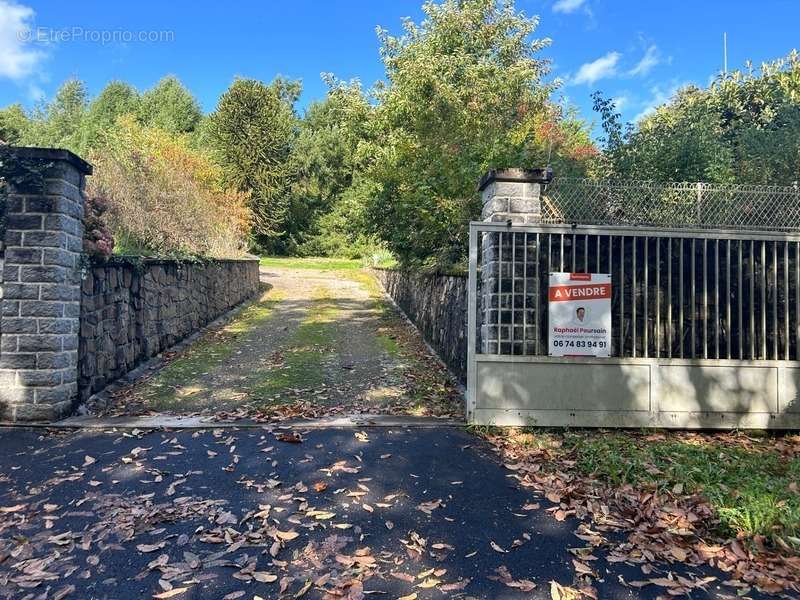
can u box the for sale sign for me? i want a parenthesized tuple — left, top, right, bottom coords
(548, 272, 611, 357)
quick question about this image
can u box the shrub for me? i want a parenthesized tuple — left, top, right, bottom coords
(87, 116, 251, 258)
(83, 194, 115, 260)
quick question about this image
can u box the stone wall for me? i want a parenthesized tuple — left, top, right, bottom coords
(0, 145, 263, 421)
(78, 258, 259, 401)
(0, 149, 90, 421)
(375, 268, 467, 382)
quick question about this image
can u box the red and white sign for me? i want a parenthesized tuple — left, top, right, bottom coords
(548, 272, 611, 357)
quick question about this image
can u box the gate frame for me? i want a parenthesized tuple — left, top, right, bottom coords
(466, 220, 800, 428)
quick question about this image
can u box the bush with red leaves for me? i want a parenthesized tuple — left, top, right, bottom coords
(83, 194, 115, 261)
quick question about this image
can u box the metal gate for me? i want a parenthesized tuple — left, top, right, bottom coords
(466, 221, 800, 428)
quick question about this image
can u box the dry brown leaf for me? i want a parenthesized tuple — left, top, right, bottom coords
(153, 588, 188, 599)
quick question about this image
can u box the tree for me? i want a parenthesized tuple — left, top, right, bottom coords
(22, 79, 88, 152)
(207, 77, 298, 247)
(138, 76, 202, 134)
(88, 116, 250, 258)
(361, 0, 596, 268)
(0, 104, 30, 144)
(595, 51, 800, 185)
(287, 77, 376, 256)
(81, 81, 141, 152)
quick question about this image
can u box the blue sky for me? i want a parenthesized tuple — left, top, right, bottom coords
(1, 0, 799, 132)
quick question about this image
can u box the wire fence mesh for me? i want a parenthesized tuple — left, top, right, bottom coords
(542, 178, 800, 232)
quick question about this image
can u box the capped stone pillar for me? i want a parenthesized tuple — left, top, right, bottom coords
(0, 147, 92, 421)
(477, 168, 551, 354)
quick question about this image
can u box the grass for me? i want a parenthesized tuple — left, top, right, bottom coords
(144, 286, 282, 407)
(248, 288, 339, 400)
(259, 256, 363, 270)
(561, 431, 800, 542)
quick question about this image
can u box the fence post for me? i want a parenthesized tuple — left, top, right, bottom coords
(0, 148, 92, 421)
(477, 168, 552, 356)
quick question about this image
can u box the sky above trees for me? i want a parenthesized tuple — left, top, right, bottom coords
(2, 0, 800, 132)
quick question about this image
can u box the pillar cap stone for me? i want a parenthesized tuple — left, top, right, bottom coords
(9, 146, 93, 175)
(478, 167, 552, 191)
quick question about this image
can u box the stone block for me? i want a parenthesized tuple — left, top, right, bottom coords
(20, 301, 65, 318)
(16, 369, 62, 387)
(38, 318, 73, 334)
(0, 354, 36, 369)
(6, 214, 43, 230)
(3, 283, 40, 300)
(22, 231, 66, 248)
(5, 248, 43, 264)
(37, 352, 72, 369)
(43, 249, 76, 268)
(3, 318, 37, 334)
(17, 334, 63, 352)
(41, 284, 80, 301)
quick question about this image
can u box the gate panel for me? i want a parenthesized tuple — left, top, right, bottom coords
(467, 222, 800, 428)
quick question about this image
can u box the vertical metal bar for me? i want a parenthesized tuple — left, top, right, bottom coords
(560, 234, 564, 272)
(773, 240, 779, 360)
(584, 234, 589, 272)
(523, 233, 528, 356)
(656, 238, 660, 358)
(466, 224, 478, 422)
(679, 239, 685, 359)
(572, 234, 577, 272)
(737, 240, 743, 359)
(620, 236, 625, 356)
(785, 241, 790, 360)
(761, 241, 767, 360)
(632, 236, 637, 358)
(596, 235, 601, 272)
(726, 240, 731, 359)
(691, 239, 696, 359)
(750, 241, 755, 359)
(511, 232, 516, 354)
(498, 231, 503, 356)
(703, 238, 708, 359)
(535, 233, 540, 355)
(667, 237, 672, 358)
(714, 240, 719, 358)
(796, 241, 800, 360)
(644, 237, 649, 358)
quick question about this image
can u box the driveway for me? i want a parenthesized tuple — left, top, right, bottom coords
(0, 425, 757, 600)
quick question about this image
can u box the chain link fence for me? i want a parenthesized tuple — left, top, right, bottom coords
(542, 178, 800, 232)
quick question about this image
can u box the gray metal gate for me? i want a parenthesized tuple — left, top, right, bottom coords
(466, 221, 800, 428)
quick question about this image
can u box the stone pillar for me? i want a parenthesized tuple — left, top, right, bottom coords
(478, 168, 551, 355)
(0, 148, 92, 421)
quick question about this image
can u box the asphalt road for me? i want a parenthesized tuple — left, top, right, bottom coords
(0, 426, 766, 599)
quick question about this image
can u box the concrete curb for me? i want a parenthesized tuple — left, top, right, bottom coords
(2, 414, 466, 430)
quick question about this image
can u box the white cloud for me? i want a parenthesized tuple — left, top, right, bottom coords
(632, 80, 689, 122)
(613, 95, 629, 111)
(553, 0, 587, 14)
(628, 45, 660, 77)
(572, 51, 621, 86)
(0, 0, 44, 79)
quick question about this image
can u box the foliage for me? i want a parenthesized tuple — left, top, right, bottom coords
(596, 51, 800, 184)
(21, 79, 89, 153)
(83, 194, 115, 261)
(359, 0, 598, 269)
(259, 256, 364, 270)
(137, 76, 202, 135)
(87, 116, 250, 258)
(286, 77, 379, 257)
(567, 431, 800, 541)
(81, 81, 141, 152)
(207, 78, 298, 247)
(0, 104, 30, 145)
